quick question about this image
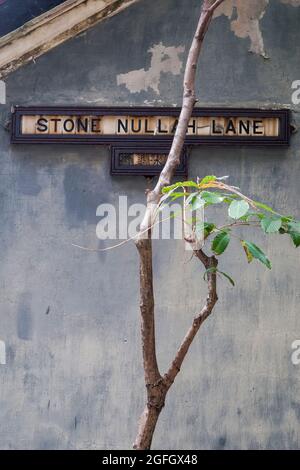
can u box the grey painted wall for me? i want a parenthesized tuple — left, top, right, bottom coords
(0, 0, 300, 450)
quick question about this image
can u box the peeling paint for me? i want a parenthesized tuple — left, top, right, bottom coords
(117, 42, 185, 94)
(214, 0, 269, 58)
(1, 0, 300, 451)
(214, 0, 300, 58)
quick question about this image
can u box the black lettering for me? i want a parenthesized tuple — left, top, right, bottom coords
(77, 117, 89, 133)
(225, 119, 237, 134)
(239, 119, 251, 135)
(187, 119, 196, 134)
(145, 119, 154, 134)
(36, 117, 48, 132)
(131, 119, 142, 133)
(253, 120, 264, 135)
(63, 119, 75, 133)
(158, 119, 168, 134)
(50, 118, 61, 132)
(212, 119, 222, 134)
(171, 119, 178, 133)
(91, 118, 101, 133)
(118, 118, 128, 133)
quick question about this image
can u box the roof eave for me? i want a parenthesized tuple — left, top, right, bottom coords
(0, 0, 139, 79)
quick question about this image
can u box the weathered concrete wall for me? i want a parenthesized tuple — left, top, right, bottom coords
(0, 0, 300, 450)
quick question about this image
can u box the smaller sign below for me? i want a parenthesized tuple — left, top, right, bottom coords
(111, 145, 187, 176)
(120, 153, 168, 167)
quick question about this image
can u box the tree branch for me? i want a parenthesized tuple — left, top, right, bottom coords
(134, 0, 226, 450)
(138, 0, 224, 236)
(136, 238, 161, 386)
(164, 251, 218, 388)
(208, 0, 226, 12)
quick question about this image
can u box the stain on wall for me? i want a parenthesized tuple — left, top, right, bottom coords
(214, 0, 300, 58)
(17, 293, 33, 341)
(214, 0, 270, 58)
(117, 42, 185, 94)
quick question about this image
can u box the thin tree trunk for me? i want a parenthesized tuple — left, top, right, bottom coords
(134, 387, 166, 450)
(134, 0, 225, 450)
(137, 238, 161, 385)
(134, 251, 218, 450)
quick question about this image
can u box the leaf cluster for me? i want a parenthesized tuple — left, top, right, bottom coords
(162, 175, 300, 284)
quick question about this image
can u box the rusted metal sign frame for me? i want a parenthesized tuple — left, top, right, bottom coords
(11, 106, 290, 146)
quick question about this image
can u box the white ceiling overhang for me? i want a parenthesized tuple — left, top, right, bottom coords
(0, 0, 140, 79)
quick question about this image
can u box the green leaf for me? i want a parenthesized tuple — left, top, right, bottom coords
(159, 186, 183, 206)
(203, 267, 217, 280)
(284, 221, 300, 245)
(218, 270, 235, 286)
(289, 232, 300, 248)
(196, 222, 216, 239)
(239, 211, 265, 222)
(241, 241, 254, 263)
(200, 191, 224, 205)
(288, 221, 300, 233)
(221, 193, 239, 199)
(251, 212, 266, 221)
(179, 181, 199, 188)
(199, 175, 217, 185)
(169, 191, 186, 201)
(261, 216, 282, 233)
(162, 181, 199, 194)
(241, 241, 271, 269)
(212, 231, 230, 255)
(203, 267, 235, 286)
(190, 194, 205, 211)
(185, 191, 199, 205)
(228, 200, 249, 220)
(254, 201, 278, 215)
(204, 222, 216, 238)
